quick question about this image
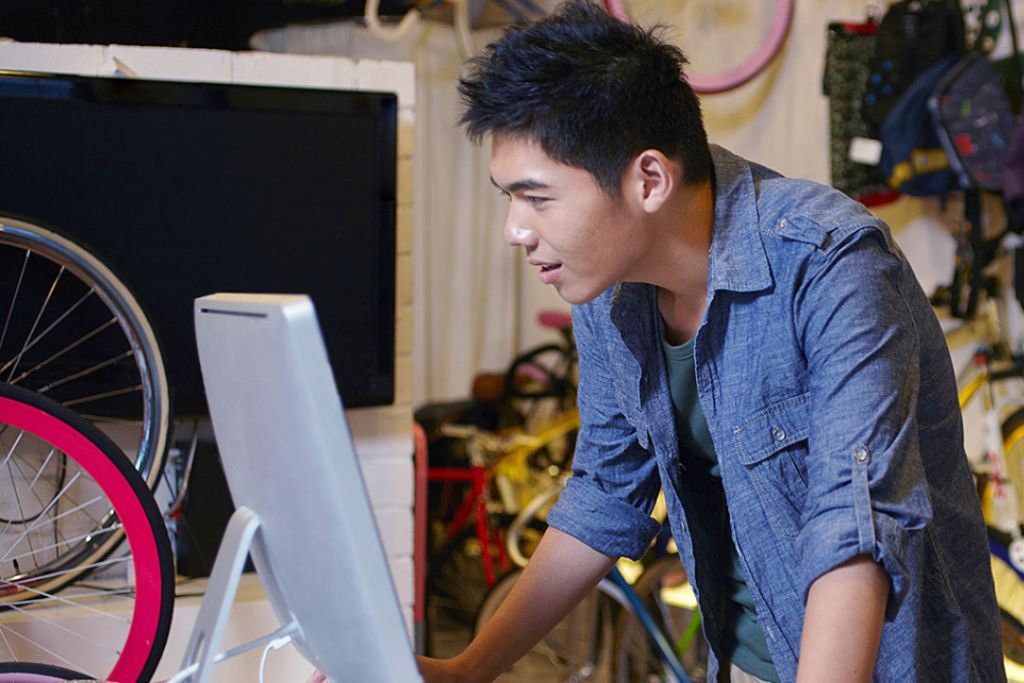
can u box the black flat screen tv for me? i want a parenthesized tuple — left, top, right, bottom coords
(0, 70, 397, 412)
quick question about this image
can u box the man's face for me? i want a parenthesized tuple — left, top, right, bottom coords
(489, 135, 647, 305)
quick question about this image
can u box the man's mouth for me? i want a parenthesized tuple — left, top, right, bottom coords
(540, 263, 561, 272)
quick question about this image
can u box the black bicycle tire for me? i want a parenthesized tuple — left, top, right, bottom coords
(503, 343, 576, 403)
(0, 382, 174, 682)
(0, 662, 91, 681)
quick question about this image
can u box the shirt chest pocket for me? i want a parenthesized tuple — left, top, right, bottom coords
(732, 393, 811, 539)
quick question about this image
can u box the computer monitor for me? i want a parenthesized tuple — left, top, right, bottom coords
(194, 292, 420, 682)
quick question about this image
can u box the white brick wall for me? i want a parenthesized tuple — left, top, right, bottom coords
(0, 39, 418, 644)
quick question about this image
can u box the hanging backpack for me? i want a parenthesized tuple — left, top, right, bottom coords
(862, 0, 966, 136)
(878, 53, 960, 195)
(929, 52, 1017, 191)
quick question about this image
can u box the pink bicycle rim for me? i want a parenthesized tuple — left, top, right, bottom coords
(603, 0, 794, 94)
(0, 397, 161, 683)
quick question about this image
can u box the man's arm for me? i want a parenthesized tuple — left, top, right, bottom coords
(417, 527, 615, 683)
(796, 554, 889, 683)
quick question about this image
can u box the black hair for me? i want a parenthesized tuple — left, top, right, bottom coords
(458, 0, 712, 195)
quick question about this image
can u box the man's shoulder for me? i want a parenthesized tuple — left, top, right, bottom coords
(753, 174, 895, 259)
(712, 146, 889, 254)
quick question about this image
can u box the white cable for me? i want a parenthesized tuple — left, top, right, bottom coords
(364, 0, 422, 42)
(165, 622, 299, 683)
(259, 634, 294, 683)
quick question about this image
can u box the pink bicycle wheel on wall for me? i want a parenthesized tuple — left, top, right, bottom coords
(0, 383, 173, 682)
(604, 0, 794, 94)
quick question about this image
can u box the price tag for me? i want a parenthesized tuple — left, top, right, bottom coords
(849, 137, 883, 165)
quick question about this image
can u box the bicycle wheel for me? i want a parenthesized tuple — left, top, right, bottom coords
(475, 568, 616, 682)
(0, 382, 174, 682)
(614, 554, 708, 683)
(0, 662, 91, 682)
(504, 343, 578, 470)
(426, 515, 547, 657)
(426, 513, 513, 658)
(1002, 407, 1024, 527)
(0, 217, 169, 488)
(603, 0, 794, 94)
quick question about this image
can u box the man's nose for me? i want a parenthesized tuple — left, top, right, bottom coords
(503, 208, 536, 248)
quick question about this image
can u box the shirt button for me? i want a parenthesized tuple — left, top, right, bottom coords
(771, 426, 786, 441)
(779, 218, 788, 231)
(854, 446, 870, 462)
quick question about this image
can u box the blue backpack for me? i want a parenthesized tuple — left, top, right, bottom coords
(878, 53, 959, 196)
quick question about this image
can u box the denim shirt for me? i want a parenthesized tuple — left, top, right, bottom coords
(547, 146, 1004, 682)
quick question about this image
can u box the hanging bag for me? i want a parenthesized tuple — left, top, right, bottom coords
(862, 0, 966, 136)
(823, 20, 900, 205)
(928, 51, 1017, 191)
(878, 53, 960, 195)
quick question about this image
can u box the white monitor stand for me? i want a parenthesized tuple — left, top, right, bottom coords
(183, 293, 421, 683)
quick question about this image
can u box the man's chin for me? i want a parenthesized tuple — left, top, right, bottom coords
(553, 283, 602, 306)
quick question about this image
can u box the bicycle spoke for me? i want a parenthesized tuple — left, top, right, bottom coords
(0, 621, 91, 673)
(1, 584, 135, 609)
(0, 250, 30, 363)
(13, 445, 59, 506)
(0, 472, 88, 564)
(3, 595, 129, 642)
(2, 490, 104, 566)
(6, 444, 62, 511)
(2, 448, 74, 554)
(2, 525, 120, 573)
(0, 625, 14, 662)
(4, 266, 64, 383)
(4, 454, 37, 564)
(62, 384, 143, 408)
(0, 570, 131, 622)
(0, 430, 25, 479)
(73, 414, 144, 425)
(8, 315, 116, 387)
(35, 350, 133, 395)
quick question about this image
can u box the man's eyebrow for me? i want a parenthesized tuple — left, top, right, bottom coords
(490, 176, 550, 193)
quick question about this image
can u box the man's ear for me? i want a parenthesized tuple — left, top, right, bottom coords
(626, 149, 680, 213)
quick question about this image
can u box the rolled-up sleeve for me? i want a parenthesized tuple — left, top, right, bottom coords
(546, 302, 662, 560)
(794, 226, 933, 618)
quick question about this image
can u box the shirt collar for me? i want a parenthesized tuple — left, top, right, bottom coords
(608, 146, 773, 333)
(706, 145, 773, 295)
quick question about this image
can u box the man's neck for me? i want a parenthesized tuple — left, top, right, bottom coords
(651, 179, 713, 344)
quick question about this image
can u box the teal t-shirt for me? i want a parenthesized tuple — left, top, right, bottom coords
(662, 334, 781, 683)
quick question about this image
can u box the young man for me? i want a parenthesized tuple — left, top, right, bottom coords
(419, 2, 1004, 681)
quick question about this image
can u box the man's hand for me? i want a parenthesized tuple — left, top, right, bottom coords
(308, 529, 613, 683)
(417, 655, 471, 683)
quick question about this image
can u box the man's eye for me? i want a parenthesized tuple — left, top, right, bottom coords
(526, 196, 548, 206)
